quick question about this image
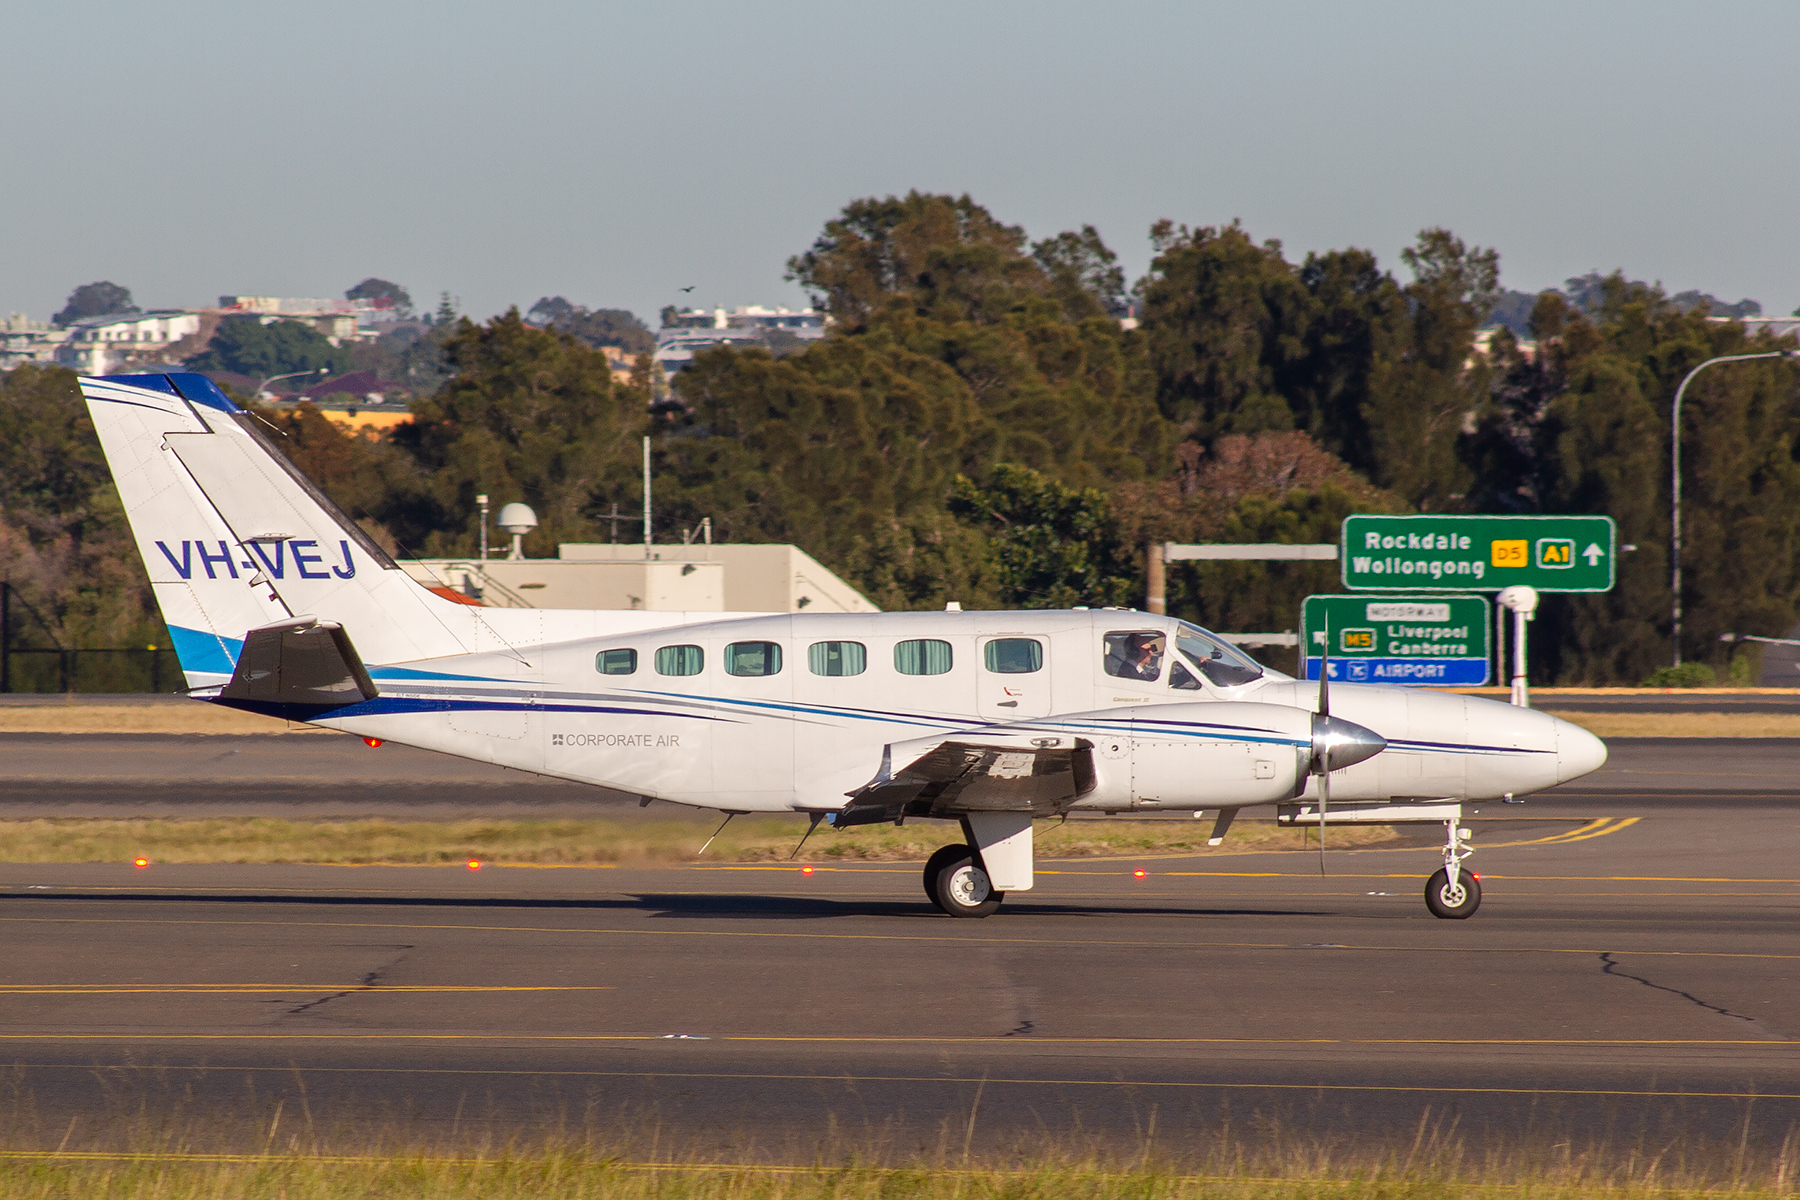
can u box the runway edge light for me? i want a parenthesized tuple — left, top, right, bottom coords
(133, 857, 149, 869)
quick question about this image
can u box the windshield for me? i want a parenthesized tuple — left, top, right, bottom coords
(1175, 622, 1264, 687)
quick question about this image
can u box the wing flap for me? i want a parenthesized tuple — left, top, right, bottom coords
(836, 738, 1094, 827)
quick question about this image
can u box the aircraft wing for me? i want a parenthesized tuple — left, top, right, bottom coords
(835, 737, 1095, 827)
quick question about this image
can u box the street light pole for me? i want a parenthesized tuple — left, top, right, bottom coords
(254, 366, 331, 399)
(1671, 350, 1798, 666)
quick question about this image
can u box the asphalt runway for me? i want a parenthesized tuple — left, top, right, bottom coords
(0, 734, 1795, 1161)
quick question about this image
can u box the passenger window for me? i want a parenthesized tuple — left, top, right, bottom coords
(894, 638, 953, 676)
(1103, 630, 1165, 682)
(595, 649, 637, 675)
(725, 641, 782, 677)
(654, 645, 704, 676)
(983, 638, 1042, 674)
(808, 641, 866, 676)
(1169, 661, 1202, 691)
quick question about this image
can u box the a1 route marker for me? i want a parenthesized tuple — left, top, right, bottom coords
(1340, 514, 1616, 593)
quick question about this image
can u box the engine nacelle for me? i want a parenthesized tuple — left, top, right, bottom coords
(1061, 701, 1385, 812)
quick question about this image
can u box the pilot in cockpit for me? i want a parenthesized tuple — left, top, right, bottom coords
(1104, 632, 1164, 681)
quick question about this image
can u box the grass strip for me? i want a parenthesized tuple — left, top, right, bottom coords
(0, 815, 1395, 865)
(0, 1149, 1793, 1199)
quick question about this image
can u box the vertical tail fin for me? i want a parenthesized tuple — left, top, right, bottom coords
(80, 372, 475, 689)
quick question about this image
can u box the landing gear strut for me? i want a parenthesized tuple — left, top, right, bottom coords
(923, 843, 1003, 918)
(1425, 813, 1480, 919)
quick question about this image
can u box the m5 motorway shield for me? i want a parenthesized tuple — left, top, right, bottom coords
(1301, 594, 1492, 686)
(1340, 514, 1616, 593)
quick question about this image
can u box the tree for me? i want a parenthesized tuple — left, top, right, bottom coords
(391, 311, 647, 557)
(1136, 220, 1311, 438)
(53, 282, 138, 327)
(184, 317, 351, 379)
(786, 191, 1042, 328)
(526, 298, 654, 354)
(949, 464, 1136, 607)
(346, 278, 412, 316)
(0, 364, 166, 672)
(1031, 225, 1128, 319)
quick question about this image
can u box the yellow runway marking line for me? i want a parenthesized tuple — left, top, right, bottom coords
(0, 1063, 1793, 1103)
(0, 1033, 1790, 1048)
(4, 914, 1799, 961)
(0, 984, 610, 995)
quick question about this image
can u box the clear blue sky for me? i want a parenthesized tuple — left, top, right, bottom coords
(5, 1, 1797, 326)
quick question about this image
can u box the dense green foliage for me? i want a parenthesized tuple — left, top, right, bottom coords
(185, 315, 352, 380)
(7, 194, 1800, 687)
(526, 298, 655, 354)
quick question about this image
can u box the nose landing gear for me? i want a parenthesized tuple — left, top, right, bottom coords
(923, 843, 1003, 918)
(1425, 814, 1480, 918)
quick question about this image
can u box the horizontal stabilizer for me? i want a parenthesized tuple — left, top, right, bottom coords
(219, 617, 378, 718)
(837, 738, 1094, 826)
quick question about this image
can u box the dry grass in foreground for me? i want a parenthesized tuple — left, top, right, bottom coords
(0, 815, 1395, 865)
(0, 704, 305, 735)
(0, 1138, 1794, 1200)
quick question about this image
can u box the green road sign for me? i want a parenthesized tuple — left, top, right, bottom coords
(1340, 514, 1616, 593)
(1301, 594, 1492, 686)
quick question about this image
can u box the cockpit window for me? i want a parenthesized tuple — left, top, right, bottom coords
(1169, 660, 1202, 690)
(1103, 631, 1164, 682)
(1176, 623, 1264, 687)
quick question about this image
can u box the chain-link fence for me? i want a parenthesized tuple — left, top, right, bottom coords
(0, 582, 183, 694)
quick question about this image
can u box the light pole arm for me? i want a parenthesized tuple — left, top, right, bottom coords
(1671, 351, 1795, 666)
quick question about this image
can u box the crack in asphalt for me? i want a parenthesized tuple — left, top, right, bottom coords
(1599, 952, 1756, 1024)
(1005, 1020, 1036, 1037)
(284, 945, 415, 1016)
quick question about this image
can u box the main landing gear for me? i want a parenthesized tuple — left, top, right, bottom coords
(1425, 813, 1480, 919)
(923, 844, 1002, 918)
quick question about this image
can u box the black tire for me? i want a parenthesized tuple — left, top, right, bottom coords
(1425, 867, 1481, 919)
(922, 844, 966, 912)
(928, 845, 1003, 918)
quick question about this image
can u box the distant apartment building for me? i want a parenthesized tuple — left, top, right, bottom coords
(53, 311, 203, 375)
(216, 296, 388, 343)
(654, 305, 827, 375)
(1, 314, 71, 369)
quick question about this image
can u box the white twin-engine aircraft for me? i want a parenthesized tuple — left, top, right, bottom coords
(80, 372, 1608, 920)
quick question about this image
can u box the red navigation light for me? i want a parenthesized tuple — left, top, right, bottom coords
(363, 737, 383, 748)
(1133, 869, 1147, 878)
(801, 865, 814, 875)
(133, 857, 149, 869)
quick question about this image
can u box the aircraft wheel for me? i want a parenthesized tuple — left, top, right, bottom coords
(922, 844, 966, 912)
(1425, 867, 1480, 919)
(929, 846, 1002, 918)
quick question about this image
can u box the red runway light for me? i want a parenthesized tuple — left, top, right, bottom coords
(133, 857, 149, 869)
(801, 865, 814, 875)
(1133, 869, 1147, 878)
(466, 859, 481, 871)
(363, 737, 383, 748)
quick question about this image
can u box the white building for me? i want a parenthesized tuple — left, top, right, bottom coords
(53, 311, 202, 375)
(654, 305, 827, 375)
(1, 314, 71, 370)
(401, 542, 878, 614)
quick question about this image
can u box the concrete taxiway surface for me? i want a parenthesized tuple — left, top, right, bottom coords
(0, 734, 1794, 1158)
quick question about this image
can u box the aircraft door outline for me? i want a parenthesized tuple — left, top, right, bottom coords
(976, 635, 1051, 719)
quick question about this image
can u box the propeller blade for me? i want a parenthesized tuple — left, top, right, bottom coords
(1318, 737, 1329, 876)
(1317, 616, 1330, 719)
(1316, 616, 1329, 875)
